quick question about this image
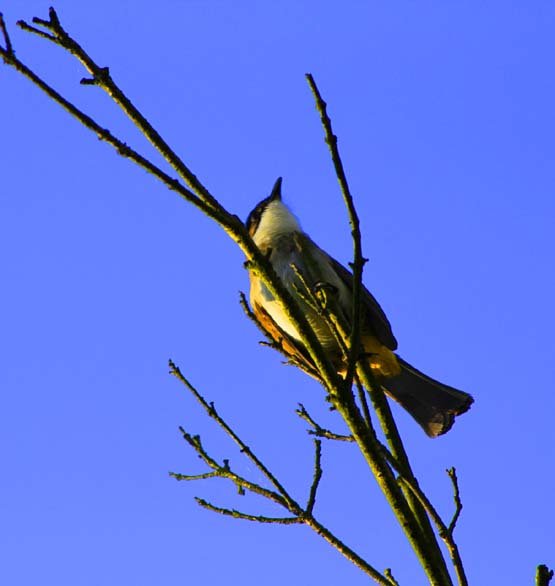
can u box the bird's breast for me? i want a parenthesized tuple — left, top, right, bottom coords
(248, 234, 348, 350)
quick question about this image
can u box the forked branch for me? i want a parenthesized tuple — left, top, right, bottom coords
(398, 468, 468, 586)
(169, 360, 395, 586)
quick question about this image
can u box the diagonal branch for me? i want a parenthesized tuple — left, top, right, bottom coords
(1, 11, 342, 395)
(307, 73, 453, 584)
(289, 241, 449, 583)
(398, 472, 468, 586)
(169, 360, 300, 511)
(170, 363, 394, 585)
(306, 73, 366, 391)
(17, 8, 222, 213)
(355, 360, 452, 581)
(0, 23, 217, 223)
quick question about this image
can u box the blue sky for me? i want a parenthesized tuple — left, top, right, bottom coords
(1, 2, 554, 584)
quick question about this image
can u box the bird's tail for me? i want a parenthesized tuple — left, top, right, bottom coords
(382, 356, 473, 437)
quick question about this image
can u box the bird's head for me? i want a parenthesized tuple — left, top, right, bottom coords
(246, 177, 301, 244)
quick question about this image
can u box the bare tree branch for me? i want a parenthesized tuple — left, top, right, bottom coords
(306, 73, 366, 391)
(194, 498, 302, 524)
(2, 12, 343, 399)
(446, 467, 463, 536)
(306, 439, 323, 515)
(169, 361, 394, 585)
(296, 403, 354, 442)
(0, 13, 14, 55)
(17, 8, 222, 213)
(169, 360, 299, 510)
(16, 19, 57, 42)
(172, 428, 290, 507)
(398, 473, 468, 586)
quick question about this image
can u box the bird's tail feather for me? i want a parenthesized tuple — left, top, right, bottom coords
(382, 356, 473, 437)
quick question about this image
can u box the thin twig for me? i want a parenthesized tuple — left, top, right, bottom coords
(304, 515, 397, 586)
(173, 428, 290, 507)
(0, 35, 215, 219)
(308, 72, 453, 584)
(296, 403, 354, 442)
(30, 16, 53, 28)
(398, 476, 468, 586)
(170, 471, 219, 481)
(0, 13, 13, 55)
(21, 7, 223, 213)
(306, 73, 366, 390)
(306, 439, 323, 515)
(446, 467, 463, 536)
(169, 370, 393, 585)
(355, 377, 374, 432)
(17, 20, 57, 42)
(356, 360, 452, 582)
(195, 498, 302, 524)
(169, 360, 301, 511)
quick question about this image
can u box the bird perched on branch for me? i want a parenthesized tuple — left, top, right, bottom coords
(246, 177, 473, 437)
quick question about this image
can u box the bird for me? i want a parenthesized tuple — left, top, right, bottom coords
(245, 177, 473, 437)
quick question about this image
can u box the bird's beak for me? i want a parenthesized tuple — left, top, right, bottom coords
(269, 177, 282, 201)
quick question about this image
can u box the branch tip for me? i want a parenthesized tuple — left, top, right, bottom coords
(384, 568, 399, 586)
(194, 497, 301, 524)
(446, 467, 463, 536)
(0, 13, 14, 56)
(48, 7, 61, 28)
(536, 564, 554, 586)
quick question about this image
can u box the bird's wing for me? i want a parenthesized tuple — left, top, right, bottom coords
(290, 232, 397, 351)
(326, 255, 398, 351)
